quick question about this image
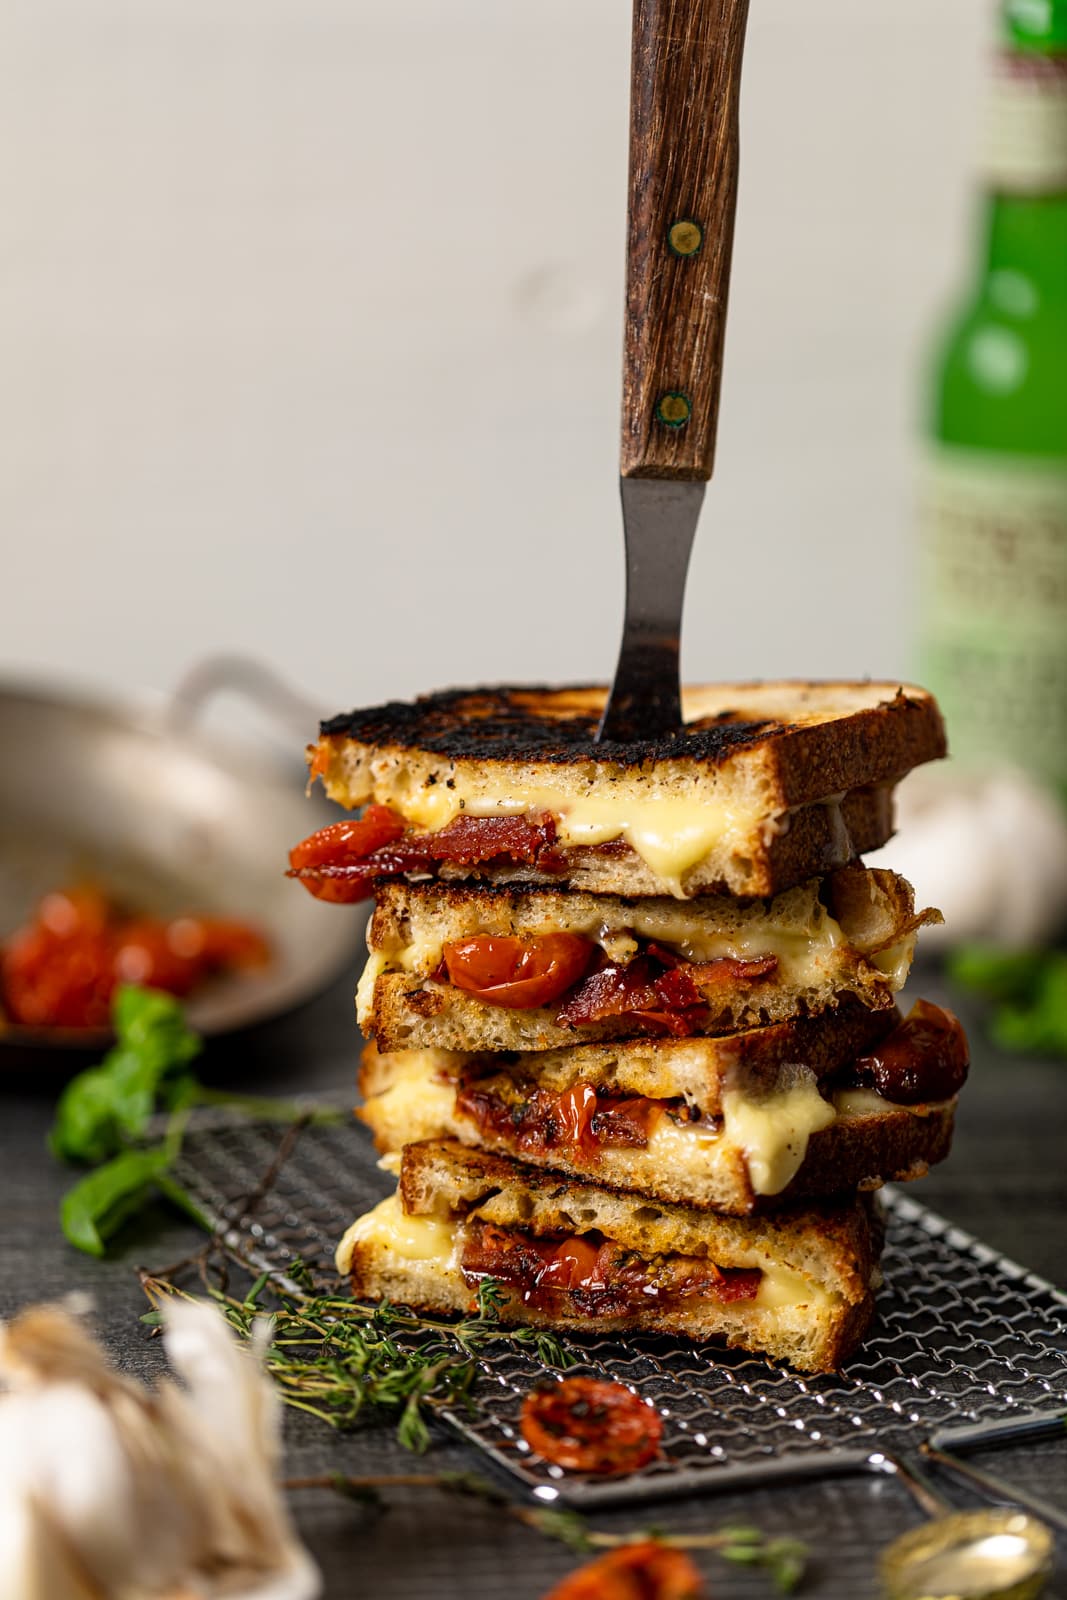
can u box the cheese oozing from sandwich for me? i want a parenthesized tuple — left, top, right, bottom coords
(720, 1075, 837, 1196)
(336, 1192, 458, 1275)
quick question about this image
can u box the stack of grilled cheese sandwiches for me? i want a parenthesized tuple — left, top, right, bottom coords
(289, 682, 969, 1374)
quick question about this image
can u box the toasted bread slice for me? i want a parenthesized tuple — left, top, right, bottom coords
(357, 1038, 955, 1215)
(357, 1004, 894, 1112)
(337, 1140, 881, 1373)
(358, 868, 940, 1053)
(310, 681, 945, 899)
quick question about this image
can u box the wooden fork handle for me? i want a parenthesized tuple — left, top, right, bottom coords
(620, 0, 751, 482)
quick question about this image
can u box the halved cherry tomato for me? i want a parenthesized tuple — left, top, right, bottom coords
(535, 1236, 604, 1296)
(854, 999, 969, 1104)
(287, 806, 407, 871)
(554, 1083, 598, 1147)
(520, 1377, 664, 1476)
(442, 933, 593, 1009)
(540, 1542, 704, 1600)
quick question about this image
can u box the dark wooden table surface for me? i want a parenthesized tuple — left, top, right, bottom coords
(5, 962, 1066, 1599)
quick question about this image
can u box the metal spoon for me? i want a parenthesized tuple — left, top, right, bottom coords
(874, 1453, 1055, 1600)
(597, 0, 751, 744)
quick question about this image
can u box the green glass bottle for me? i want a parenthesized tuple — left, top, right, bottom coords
(918, 0, 1067, 795)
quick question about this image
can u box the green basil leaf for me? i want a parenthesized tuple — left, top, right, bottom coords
(60, 1146, 172, 1257)
(992, 957, 1067, 1055)
(48, 985, 203, 1165)
(948, 946, 1048, 1004)
(50, 1067, 124, 1165)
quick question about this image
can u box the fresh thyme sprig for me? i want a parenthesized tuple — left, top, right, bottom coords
(282, 1471, 808, 1592)
(140, 1264, 572, 1455)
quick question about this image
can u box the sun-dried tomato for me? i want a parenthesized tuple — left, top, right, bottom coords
(521, 1378, 664, 1476)
(537, 1536, 703, 1600)
(540, 1542, 705, 1600)
(288, 810, 562, 902)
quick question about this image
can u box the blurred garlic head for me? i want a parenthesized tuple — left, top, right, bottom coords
(868, 765, 1067, 951)
(0, 1297, 321, 1600)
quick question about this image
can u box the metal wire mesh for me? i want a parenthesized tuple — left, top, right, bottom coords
(172, 1112, 1067, 1509)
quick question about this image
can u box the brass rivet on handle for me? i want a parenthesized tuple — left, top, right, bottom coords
(667, 219, 703, 257)
(656, 391, 691, 428)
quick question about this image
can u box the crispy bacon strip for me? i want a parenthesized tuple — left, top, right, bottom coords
(686, 954, 780, 987)
(421, 813, 556, 865)
(556, 952, 777, 1036)
(287, 810, 559, 903)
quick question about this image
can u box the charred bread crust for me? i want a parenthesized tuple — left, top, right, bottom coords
(787, 1101, 956, 1201)
(316, 681, 946, 791)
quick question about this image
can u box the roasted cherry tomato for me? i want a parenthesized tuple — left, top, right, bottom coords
(540, 1543, 704, 1600)
(553, 1083, 598, 1147)
(1, 921, 114, 1029)
(442, 934, 593, 1009)
(520, 1377, 664, 1476)
(534, 1236, 605, 1296)
(287, 806, 407, 871)
(854, 999, 969, 1104)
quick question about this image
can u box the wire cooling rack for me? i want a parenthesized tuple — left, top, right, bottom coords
(171, 1109, 1067, 1509)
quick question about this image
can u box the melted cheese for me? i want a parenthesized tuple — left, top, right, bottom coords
(335, 1193, 457, 1275)
(832, 1086, 949, 1119)
(646, 1115, 724, 1161)
(356, 949, 387, 1026)
(721, 1074, 836, 1197)
(754, 1265, 830, 1311)
(869, 936, 917, 988)
(368, 1061, 458, 1141)
(394, 781, 760, 892)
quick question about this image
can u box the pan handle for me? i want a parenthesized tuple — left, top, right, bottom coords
(165, 655, 323, 746)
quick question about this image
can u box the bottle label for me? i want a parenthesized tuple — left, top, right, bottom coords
(983, 50, 1067, 192)
(918, 447, 1067, 791)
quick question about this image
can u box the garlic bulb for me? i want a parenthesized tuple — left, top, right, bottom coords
(867, 765, 1067, 951)
(0, 1297, 321, 1600)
